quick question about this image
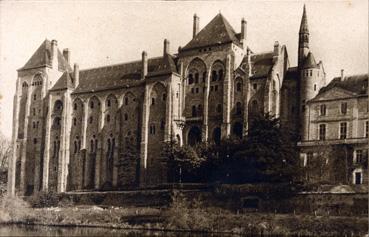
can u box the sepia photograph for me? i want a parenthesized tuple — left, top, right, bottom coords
(0, 0, 368, 236)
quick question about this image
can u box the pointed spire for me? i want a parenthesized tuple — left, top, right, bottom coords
(299, 4, 309, 34)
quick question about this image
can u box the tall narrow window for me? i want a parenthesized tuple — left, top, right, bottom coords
(211, 71, 217, 81)
(340, 122, 347, 139)
(162, 93, 166, 101)
(74, 141, 77, 154)
(106, 114, 110, 123)
(236, 82, 242, 92)
(202, 72, 206, 82)
(236, 102, 242, 115)
(107, 99, 111, 107)
(355, 150, 363, 164)
(74, 103, 77, 110)
(320, 104, 326, 116)
(33, 94, 37, 100)
(218, 70, 223, 80)
(90, 101, 94, 109)
(188, 74, 194, 85)
(124, 113, 128, 121)
(90, 140, 94, 152)
(195, 73, 199, 84)
(216, 104, 222, 113)
(125, 97, 129, 105)
(73, 117, 77, 126)
(341, 102, 347, 114)
(151, 98, 155, 105)
(365, 121, 368, 138)
(192, 105, 197, 117)
(319, 124, 326, 140)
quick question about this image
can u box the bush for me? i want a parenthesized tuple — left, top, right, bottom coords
(28, 191, 61, 208)
(0, 193, 30, 222)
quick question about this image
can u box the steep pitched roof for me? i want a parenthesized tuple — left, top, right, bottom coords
(18, 39, 72, 71)
(182, 13, 241, 51)
(249, 51, 274, 79)
(71, 55, 178, 94)
(302, 52, 317, 69)
(50, 72, 74, 91)
(299, 5, 309, 34)
(318, 74, 368, 96)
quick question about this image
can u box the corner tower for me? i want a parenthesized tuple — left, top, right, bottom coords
(297, 6, 326, 140)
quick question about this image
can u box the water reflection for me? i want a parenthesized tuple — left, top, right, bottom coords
(0, 224, 233, 237)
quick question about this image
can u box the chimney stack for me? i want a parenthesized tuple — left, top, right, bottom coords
(163, 39, 170, 56)
(73, 63, 79, 87)
(274, 41, 280, 56)
(142, 51, 148, 79)
(241, 18, 247, 41)
(193, 14, 199, 38)
(51, 39, 58, 69)
(63, 48, 70, 64)
(341, 69, 344, 81)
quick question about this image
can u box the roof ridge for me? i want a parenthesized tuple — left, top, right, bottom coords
(79, 56, 164, 72)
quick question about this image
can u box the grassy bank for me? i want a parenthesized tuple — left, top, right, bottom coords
(0, 193, 367, 236)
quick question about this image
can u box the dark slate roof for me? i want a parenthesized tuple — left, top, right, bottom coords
(70, 55, 178, 94)
(299, 5, 309, 33)
(18, 39, 72, 71)
(50, 72, 74, 91)
(318, 74, 368, 96)
(285, 67, 298, 80)
(250, 51, 274, 79)
(182, 13, 241, 51)
(302, 52, 317, 69)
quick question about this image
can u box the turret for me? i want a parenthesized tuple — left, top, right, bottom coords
(298, 5, 309, 68)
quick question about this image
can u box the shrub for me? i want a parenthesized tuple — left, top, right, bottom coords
(28, 191, 61, 208)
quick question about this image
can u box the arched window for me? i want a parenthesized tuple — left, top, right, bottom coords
(236, 102, 242, 115)
(218, 70, 223, 80)
(89, 116, 93, 124)
(73, 117, 77, 126)
(74, 103, 77, 110)
(202, 72, 206, 82)
(195, 73, 199, 83)
(188, 74, 194, 85)
(90, 140, 94, 152)
(33, 94, 37, 100)
(125, 97, 129, 105)
(232, 122, 243, 139)
(162, 93, 166, 101)
(33, 138, 37, 144)
(192, 105, 197, 117)
(106, 114, 110, 123)
(216, 104, 222, 113)
(90, 101, 94, 109)
(188, 126, 202, 146)
(197, 104, 202, 116)
(74, 141, 77, 154)
(151, 98, 155, 105)
(107, 99, 111, 107)
(213, 127, 221, 145)
(160, 120, 165, 130)
(251, 100, 259, 114)
(211, 70, 217, 81)
(124, 113, 128, 121)
(236, 82, 242, 92)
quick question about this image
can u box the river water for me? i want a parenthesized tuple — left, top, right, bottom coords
(0, 224, 237, 237)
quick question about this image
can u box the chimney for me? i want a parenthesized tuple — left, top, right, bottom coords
(341, 69, 344, 81)
(273, 41, 280, 56)
(193, 14, 199, 38)
(241, 18, 247, 41)
(142, 51, 148, 79)
(163, 39, 170, 56)
(73, 63, 79, 87)
(51, 39, 58, 69)
(63, 48, 70, 64)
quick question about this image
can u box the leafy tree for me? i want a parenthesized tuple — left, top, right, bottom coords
(232, 113, 299, 183)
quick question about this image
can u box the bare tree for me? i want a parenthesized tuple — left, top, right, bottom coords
(0, 133, 12, 171)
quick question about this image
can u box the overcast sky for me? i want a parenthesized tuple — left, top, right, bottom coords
(0, 0, 367, 138)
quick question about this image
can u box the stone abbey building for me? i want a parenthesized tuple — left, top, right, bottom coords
(8, 6, 368, 196)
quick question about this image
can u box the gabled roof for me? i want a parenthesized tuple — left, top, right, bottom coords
(71, 55, 178, 94)
(249, 51, 274, 79)
(18, 39, 71, 71)
(317, 74, 368, 97)
(302, 52, 317, 69)
(182, 13, 241, 51)
(50, 72, 74, 91)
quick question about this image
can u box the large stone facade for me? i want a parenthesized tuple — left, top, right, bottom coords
(8, 7, 368, 196)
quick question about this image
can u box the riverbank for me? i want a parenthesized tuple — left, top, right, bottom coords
(0, 195, 367, 236)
